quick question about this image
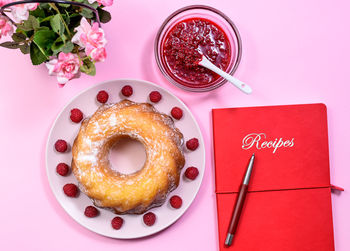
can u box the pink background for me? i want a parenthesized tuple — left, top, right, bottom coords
(0, 0, 349, 250)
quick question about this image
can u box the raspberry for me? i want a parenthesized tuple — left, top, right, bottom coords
(111, 216, 124, 230)
(63, 183, 78, 197)
(96, 90, 109, 103)
(171, 107, 183, 120)
(149, 91, 162, 103)
(70, 108, 83, 123)
(186, 138, 199, 150)
(143, 212, 156, 226)
(121, 85, 133, 97)
(170, 195, 182, 209)
(56, 163, 69, 176)
(185, 167, 199, 180)
(84, 206, 99, 218)
(55, 139, 68, 153)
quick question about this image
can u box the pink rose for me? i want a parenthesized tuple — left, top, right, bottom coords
(89, 47, 107, 62)
(0, 15, 13, 39)
(0, 0, 11, 7)
(45, 52, 81, 84)
(11, 3, 39, 22)
(81, 22, 106, 49)
(99, 0, 113, 6)
(72, 17, 107, 49)
(71, 17, 107, 62)
(87, 0, 113, 7)
(25, 3, 39, 11)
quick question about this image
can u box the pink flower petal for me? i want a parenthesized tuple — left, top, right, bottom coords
(46, 53, 81, 84)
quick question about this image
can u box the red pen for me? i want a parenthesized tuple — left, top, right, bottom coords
(225, 153, 255, 246)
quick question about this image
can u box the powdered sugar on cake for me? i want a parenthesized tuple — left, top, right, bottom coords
(71, 99, 185, 214)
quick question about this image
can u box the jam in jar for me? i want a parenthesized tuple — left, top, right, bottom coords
(162, 17, 232, 88)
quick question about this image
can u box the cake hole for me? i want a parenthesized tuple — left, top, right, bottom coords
(109, 138, 146, 175)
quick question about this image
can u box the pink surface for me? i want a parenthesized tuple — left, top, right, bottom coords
(0, 0, 349, 250)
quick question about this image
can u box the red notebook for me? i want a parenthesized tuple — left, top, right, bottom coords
(212, 104, 336, 251)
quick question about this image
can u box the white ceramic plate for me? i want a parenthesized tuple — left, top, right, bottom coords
(45, 79, 205, 239)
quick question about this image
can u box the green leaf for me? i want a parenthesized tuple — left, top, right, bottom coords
(50, 14, 60, 33)
(39, 16, 54, 23)
(36, 26, 50, 31)
(33, 19, 40, 30)
(81, 8, 93, 19)
(51, 37, 64, 54)
(17, 24, 33, 32)
(61, 34, 67, 42)
(23, 17, 34, 29)
(64, 11, 71, 25)
(61, 41, 74, 53)
(69, 13, 80, 18)
(29, 15, 40, 30)
(12, 33, 27, 42)
(39, 3, 50, 9)
(91, 2, 99, 8)
(33, 30, 57, 56)
(19, 43, 30, 54)
(58, 3, 70, 8)
(29, 8, 46, 18)
(30, 42, 47, 65)
(50, 14, 65, 37)
(15, 28, 32, 38)
(98, 8, 111, 23)
(0, 41, 20, 49)
(80, 59, 96, 76)
(18, 15, 40, 31)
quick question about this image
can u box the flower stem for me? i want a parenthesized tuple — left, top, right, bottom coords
(49, 3, 72, 38)
(76, 50, 83, 67)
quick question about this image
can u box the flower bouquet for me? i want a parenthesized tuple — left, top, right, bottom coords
(0, 0, 112, 85)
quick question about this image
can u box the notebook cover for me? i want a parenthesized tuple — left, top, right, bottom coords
(212, 103, 335, 251)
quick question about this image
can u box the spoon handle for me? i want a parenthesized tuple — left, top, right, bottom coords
(199, 57, 252, 94)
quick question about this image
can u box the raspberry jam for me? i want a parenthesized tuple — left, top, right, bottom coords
(162, 17, 232, 88)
